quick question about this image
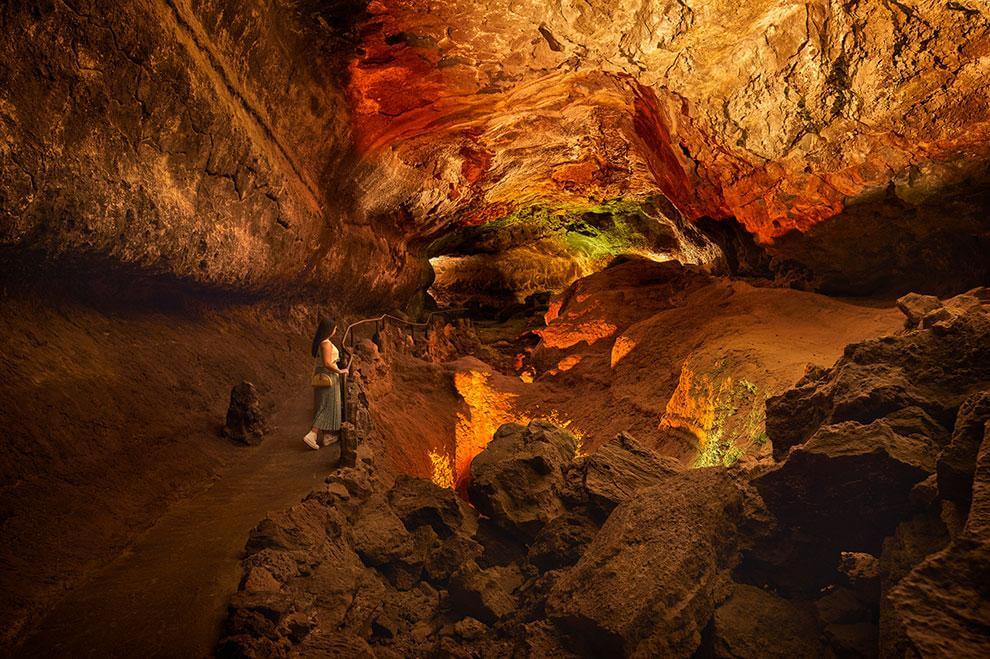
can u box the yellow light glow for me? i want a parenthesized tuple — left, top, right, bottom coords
(454, 369, 524, 487)
(610, 334, 637, 367)
(428, 449, 455, 489)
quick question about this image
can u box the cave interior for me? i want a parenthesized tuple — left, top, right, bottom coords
(1, 0, 989, 657)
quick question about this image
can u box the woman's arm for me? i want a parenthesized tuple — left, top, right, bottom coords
(321, 342, 349, 374)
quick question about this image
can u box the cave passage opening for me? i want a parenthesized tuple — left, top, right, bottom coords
(422, 195, 724, 312)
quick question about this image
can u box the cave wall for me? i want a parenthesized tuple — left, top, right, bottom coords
(0, 0, 427, 307)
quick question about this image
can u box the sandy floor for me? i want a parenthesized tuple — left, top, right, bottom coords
(15, 394, 331, 658)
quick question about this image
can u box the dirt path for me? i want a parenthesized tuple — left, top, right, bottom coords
(15, 396, 333, 658)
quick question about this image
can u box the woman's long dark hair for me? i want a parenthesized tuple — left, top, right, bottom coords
(311, 317, 336, 357)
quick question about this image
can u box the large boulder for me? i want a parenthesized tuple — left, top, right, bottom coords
(896, 293, 943, 330)
(754, 418, 938, 554)
(711, 583, 824, 658)
(468, 420, 578, 540)
(388, 474, 477, 539)
(447, 561, 524, 625)
(350, 494, 432, 590)
(526, 512, 600, 572)
(938, 391, 990, 507)
(218, 292, 990, 657)
(566, 431, 681, 517)
(878, 510, 953, 657)
(547, 469, 765, 657)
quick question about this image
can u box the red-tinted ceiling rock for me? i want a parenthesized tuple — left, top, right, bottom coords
(347, 0, 990, 243)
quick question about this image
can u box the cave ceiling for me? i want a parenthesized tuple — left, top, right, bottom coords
(1, 0, 987, 302)
(345, 0, 990, 246)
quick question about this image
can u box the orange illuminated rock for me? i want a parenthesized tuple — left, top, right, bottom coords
(533, 259, 710, 368)
(345, 0, 990, 265)
(451, 358, 530, 488)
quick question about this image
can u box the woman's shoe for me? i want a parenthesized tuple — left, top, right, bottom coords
(303, 431, 320, 450)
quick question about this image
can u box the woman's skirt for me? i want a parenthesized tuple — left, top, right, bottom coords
(312, 370, 342, 432)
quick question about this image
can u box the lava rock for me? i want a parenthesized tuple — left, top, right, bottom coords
(468, 420, 578, 540)
(967, 421, 990, 538)
(388, 474, 476, 539)
(547, 470, 762, 657)
(244, 498, 335, 554)
(824, 622, 878, 658)
(223, 381, 267, 445)
(424, 532, 484, 585)
(816, 586, 872, 626)
(896, 292, 942, 329)
(712, 583, 824, 658)
(350, 494, 428, 589)
(755, 418, 937, 554)
(878, 511, 952, 655)
(447, 561, 523, 624)
(527, 512, 599, 571)
(883, 428, 990, 657)
(937, 391, 990, 507)
(766, 289, 990, 458)
(567, 431, 680, 516)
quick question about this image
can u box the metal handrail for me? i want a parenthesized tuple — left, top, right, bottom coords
(335, 307, 464, 433)
(340, 309, 467, 349)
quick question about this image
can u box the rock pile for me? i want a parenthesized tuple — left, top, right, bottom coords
(219, 290, 989, 657)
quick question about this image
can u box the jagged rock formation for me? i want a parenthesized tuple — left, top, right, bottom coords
(220, 289, 990, 657)
(4, 1, 987, 304)
(518, 256, 903, 462)
(223, 381, 267, 445)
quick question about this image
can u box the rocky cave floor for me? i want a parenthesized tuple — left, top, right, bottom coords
(217, 281, 990, 657)
(2, 262, 988, 658)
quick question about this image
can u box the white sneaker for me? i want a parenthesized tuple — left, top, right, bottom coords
(303, 431, 320, 450)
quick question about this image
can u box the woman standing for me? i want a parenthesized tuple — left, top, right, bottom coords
(304, 317, 348, 450)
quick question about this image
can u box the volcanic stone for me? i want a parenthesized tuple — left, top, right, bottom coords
(468, 420, 578, 540)
(223, 381, 266, 445)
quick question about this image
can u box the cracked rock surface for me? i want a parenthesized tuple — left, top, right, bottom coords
(221, 289, 990, 657)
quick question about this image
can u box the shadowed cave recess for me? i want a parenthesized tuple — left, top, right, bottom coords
(1, 0, 989, 657)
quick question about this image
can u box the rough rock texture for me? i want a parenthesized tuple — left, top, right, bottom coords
(467, 419, 578, 540)
(223, 293, 990, 656)
(884, 425, 990, 658)
(6, 0, 987, 306)
(749, 290, 990, 655)
(518, 257, 902, 462)
(219, 422, 701, 657)
(535, 258, 712, 364)
(938, 391, 990, 507)
(711, 583, 824, 659)
(766, 288, 990, 460)
(546, 469, 764, 657)
(222, 381, 266, 445)
(0, 0, 427, 305)
(567, 431, 681, 517)
(426, 197, 723, 308)
(348, 0, 990, 295)
(755, 417, 939, 553)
